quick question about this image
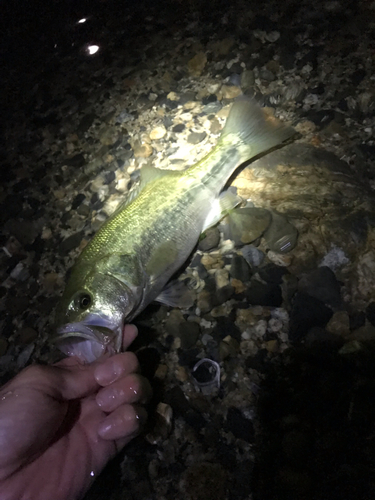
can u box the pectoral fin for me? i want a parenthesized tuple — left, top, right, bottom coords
(155, 279, 195, 308)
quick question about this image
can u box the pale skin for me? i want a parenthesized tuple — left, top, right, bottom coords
(0, 324, 151, 500)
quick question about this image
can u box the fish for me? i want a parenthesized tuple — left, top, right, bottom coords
(54, 98, 295, 362)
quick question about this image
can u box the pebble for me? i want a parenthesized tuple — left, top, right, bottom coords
(325, 311, 351, 337)
(187, 52, 207, 76)
(187, 131, 207, 145)
(215, 269, 230, 289)
(217, 85, 242, 100)
(230, 254, 252, 281)
(132, 141, 153, 158)
(240, 69, 255, 90)
(149, 126, 166, 140)
(198, 227, 220, 251)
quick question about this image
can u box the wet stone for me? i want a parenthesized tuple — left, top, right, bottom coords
(264, 212, 298, 253)
(64, 153, 86, 167)
(178, 347, 201, 369)
(227, 207, 272, 246)
(58, 231, 84, 255)
(216, 284, 235, 304)
(178, 321, 200, 350)
(298, 266, 342, 309)
(188, 52, 207, 76)
(71, 193, 86, 210)
(198, 227, 220, 251)
(289, 292, 333, 341)
(172, 123, 185, 133)
(187, 131, 207, 145)
(241, 245, 265, 267)
(325, 311, 350, 337)
(4, 219, 39, 246)
(258, 263, 287, 285)
(245, 280, 282, 307)
(225, 407, 254, 442)
(181, 462, 227, 500)
(241, 69, 255, 90)
(230, 254, 252, 281)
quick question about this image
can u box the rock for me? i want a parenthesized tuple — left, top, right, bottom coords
(215, 269, 229, 289)
(71, 193, 86, 210)
(265, 339, 279, 353)
(231, 278, 247, 294)
(187, 131, 207, 145)
(236, 308, 258, 330)
(10, 263, 29, 282)
(259, 67, 276, 82)
(225, 407, 254, 442)
(325, 311, 351, 336)
(227, 207, 272, 246)
(246, 280, 282, 307)
(188, 52, 207, 76)
(267, 250, 293, 267)
(145, 402, 173, 445)
(219, 335, 240, 360)
(4, 219, 39, 246)
(132, 141, 153, 158)
(149, 126, 166, 140)
(230, 254, 252, 281)
(165, 309, 185, 336)
(216, 284, 234, 304)
(241, 69, 255, 90)
(59, 231, 84, 255)
(198, 227, 220, 251)
(64, 153, 86, 167)
(241, 245, 265, 267)
(289, 292, 333, 341)
(181, 462, 227, 500)
(218, 85, 242, 100)
(172, 123, 185, 133)
(298, 266, 342, 309)
(264, 212, 298, 253)
(178, 321, 200, 349)
(346, 323, 375, 342)
(197, 289, 215, 314)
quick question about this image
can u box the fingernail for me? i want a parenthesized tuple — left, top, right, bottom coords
(96, 388, 117, 410)
(95, 360, 120, 385)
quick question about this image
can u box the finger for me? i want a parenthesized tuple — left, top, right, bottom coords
(122, 324, 138, 350)
(94, 351, 139, 386)
(96, 374, 152, 412)
(97, 404, 147, 441)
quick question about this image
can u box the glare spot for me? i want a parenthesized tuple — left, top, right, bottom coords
(90, 471, 95, 477)
(78, 18, 87, 24)
(86, 44, 100, 55)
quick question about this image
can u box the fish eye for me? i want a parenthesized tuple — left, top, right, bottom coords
(78, 293, 92, 310)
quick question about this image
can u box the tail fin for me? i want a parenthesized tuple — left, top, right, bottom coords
(220, 98, 295, 158)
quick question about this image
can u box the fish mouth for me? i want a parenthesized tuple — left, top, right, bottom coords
(52, 315, 123, 363)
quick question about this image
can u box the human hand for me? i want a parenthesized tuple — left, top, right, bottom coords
(0, 324, 151, 500)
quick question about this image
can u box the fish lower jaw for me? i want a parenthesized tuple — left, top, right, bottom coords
(58, 336, 117, 363)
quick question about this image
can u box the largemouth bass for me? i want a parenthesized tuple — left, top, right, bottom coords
(54, 99, 295, 362)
